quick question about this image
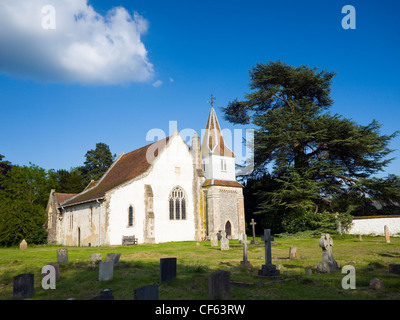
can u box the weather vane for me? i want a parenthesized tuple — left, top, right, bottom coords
(207, 94, 216, 108)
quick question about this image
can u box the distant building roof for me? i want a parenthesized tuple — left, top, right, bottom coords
(61, 136, 170, 207)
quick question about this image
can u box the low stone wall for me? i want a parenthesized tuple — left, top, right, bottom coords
(345, 215, 400, 236)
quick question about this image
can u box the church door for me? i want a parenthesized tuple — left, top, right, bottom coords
(225, 221, 232, 239)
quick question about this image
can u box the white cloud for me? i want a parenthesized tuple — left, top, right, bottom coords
(0, 0, 154, 85)
(152, 80, 163, 87)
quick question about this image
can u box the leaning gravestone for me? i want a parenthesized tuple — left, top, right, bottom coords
(160, 258, 177, 282)
(258, 229, 280, 277)
(99, 261, 114, 281)
(210, 232, 218, 247)
(57, 248, 68, 264)
(13, 274, 34, 299)
(240, 240, 251, 266)
(220, 231, 229, 251)
(208, 270, 230, 300)
(19, 239, 27, 250)
(316, 233, 339, 273)
(90, 253, 102, 264)
(133, 285, 159, 300)
(106, 253, 121, 265)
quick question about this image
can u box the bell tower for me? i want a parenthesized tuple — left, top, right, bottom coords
(200, 95, 246, 241)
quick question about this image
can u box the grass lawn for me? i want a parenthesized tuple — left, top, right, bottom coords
(0, 234, 399, 300)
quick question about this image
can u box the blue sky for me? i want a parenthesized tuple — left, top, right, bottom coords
(0, 0, 399, 177)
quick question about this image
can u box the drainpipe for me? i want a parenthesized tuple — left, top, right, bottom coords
(96, 199, 102, 246)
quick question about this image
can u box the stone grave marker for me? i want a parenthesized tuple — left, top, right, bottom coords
(105, 253, 121, 265)
(133, 285, 159, 300)
(240, 240, 251, 266)
(389, 263, 400, 274)
(90, 253, 102, 264)
(220, 231, 229, 251)
(316, 233, 339, 273)
(208, 270, 230, 300)
(384, 225, 390, 243)
(289, 247, 297, 259)
(210, 232, 218, 247)
(13, 274, 34, 299)
(44, 262, 60, 281)
(99, 261, 114, 281)
(57, 248, 68, 264)
(19, 239, 27, 250)
(258, 229, 280, 277)
(160, 257, 177, 282)
(250, 219, 259, 244)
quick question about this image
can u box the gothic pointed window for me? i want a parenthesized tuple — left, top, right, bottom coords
(168, 186, 187, 220)
(128, 205, 134, 227)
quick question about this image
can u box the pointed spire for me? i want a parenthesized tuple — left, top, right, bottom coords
(202, 106, 234, 157)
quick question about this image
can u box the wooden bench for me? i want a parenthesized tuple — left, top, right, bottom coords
(122, 235, 138, 245)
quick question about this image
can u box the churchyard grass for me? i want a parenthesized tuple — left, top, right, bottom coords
(0, 235, 399, 300)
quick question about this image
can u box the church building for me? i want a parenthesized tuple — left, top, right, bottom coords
(46, 106, 246, 246)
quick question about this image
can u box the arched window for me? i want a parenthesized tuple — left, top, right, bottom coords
(128, 205, 134, 227)
(169, 186, 187, 220)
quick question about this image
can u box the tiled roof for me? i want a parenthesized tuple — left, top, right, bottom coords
(55, 193, 77, 205)
(61, 136, 170, 207)
(201, 107, 234, 157)
(203, 179, 243, 188)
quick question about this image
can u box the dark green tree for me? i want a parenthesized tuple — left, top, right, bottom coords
(49, 168, 86, 194)
(79, 142, 116, 186)
(223, 60, 399, 232)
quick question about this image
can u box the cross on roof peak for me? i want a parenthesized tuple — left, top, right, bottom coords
(207, 94, 216, 108)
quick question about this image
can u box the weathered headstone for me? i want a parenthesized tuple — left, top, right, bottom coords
(384, 225, 390, 243)
(389, 263, 400, 274)
(105, 253, 121, 265)
(57, 248, 68, 264)
(258, 229, 280, 277)
(44, 262, 60, 281)
(88, 289, 114, 300)
(220, 231, 229, 251)
(99, 261, 114, 281)
(250, 219, 259, 244)
(305, 268, 312, 276)
(240, 240, 251, 266)
(133, 285, 159, 300)
(316, 233, 339, 273)
(369, 278, 384, 290)
(160, 257, 177, 282)
(90, 253, 102, 263)
(19, 239, 27, 250)
(289, 247, 297, 259)
(210, 232, 218, 247)
(208, 270, 230, 300)
(13, 274, 34, 299)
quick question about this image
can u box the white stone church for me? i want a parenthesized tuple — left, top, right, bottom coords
(46, 107, 246, 246)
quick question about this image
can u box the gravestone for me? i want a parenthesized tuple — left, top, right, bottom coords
(316, 233, 339, 273)
(250, 219, 259, 244)
(384, 225, 390, 243)
(359, 234, 363, 241)
(19, 239, 27, 250)
(210, 232, 218, 247)
(220, 231, 229, 251)
(238, 232, 247, 244)
(289, 247, 297, 259)
(133, 285, 159, 300)
(57, 248, 68, 264)
(99, 261, 114, 281)
(369, 278, 384, 290)
(305, 268, 312, 276)
(90, 253, 102, 263)
(208, 270, 230, 300)
(88, 289, 114, 300)
(389, 263, 400, 274)
(160, 258, 177, 282)
(45, 262, 60, 281)
(240, 240, 251, 266)
(258, 229, 280, 277)
(105, 253, 121, 265)
(13, 274, 34, 299)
